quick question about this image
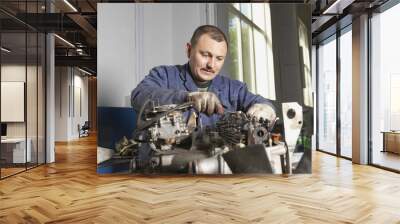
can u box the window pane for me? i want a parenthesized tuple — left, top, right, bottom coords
(240, 21, 256, 92)
(390, 75, 400, 127)
(318, 37, 337, 154)
(298, 19, 312, 107)
(227, 3, 274, 99)
(264, 3, 275, 100)
(254, 30, 269, 98)
(340, 29, 352, 158)
(371, 3, 400, 171)
(240, 3, 252, 20)
(251, 3, 266, 32)
(232, 3, 240, 11)
(228, 12, 243, 81)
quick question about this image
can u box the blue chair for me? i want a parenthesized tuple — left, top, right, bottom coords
(97, 107, 136, 174)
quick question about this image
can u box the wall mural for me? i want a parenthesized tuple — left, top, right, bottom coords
(97, 3, 312, 175)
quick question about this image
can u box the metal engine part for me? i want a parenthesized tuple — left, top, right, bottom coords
(210, 111, 289, 174)
(132, 101, 218, 173)
(148, 110, 190, 144)
(282, 102, 304, 174)
(136, 100, 193, 147)
(130, 101, 305, 175)
(215, 111, 276, 146)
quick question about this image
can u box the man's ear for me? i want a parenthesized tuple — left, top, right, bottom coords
(186, 43, 191, 58)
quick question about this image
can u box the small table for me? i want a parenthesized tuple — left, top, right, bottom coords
(381, 131, 400, 154)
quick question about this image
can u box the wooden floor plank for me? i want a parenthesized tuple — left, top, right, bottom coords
(1, 134, 400, 223)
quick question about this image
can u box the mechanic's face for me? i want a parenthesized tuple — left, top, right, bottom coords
(187, 34, 227, 82)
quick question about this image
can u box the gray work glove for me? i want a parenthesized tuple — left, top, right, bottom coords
(187, 92, 224, 115)
(246, 103, 276, 121)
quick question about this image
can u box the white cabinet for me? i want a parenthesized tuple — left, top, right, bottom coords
(1, 138, 32, 163)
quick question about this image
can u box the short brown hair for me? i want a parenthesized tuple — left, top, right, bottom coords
(190, 25, 228, 48)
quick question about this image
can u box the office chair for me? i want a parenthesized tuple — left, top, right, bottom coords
(79, 121, 90, 138)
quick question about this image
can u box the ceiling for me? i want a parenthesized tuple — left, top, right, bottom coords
(0, 0, 393, 75)
(311, 0, 390, 43)
(0, 0, 99, 74)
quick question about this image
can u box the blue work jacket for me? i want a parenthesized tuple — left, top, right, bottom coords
(131, 63, 275, 127)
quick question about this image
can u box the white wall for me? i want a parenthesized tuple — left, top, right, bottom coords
(72, 73, 89, 138)
(142, 4, 173, 73)
(55, 67, 89, 141)
(171, 4, 207, 65)
(55, 67, 69, 141)
(98, 3, 208, 108)
(98, 4, 136, 107)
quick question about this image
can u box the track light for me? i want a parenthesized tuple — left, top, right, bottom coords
(78, 67, 93, 76)
(63, 0, 78, 12)
(54, 34, 75, 48)
(322, 0, 354, 15)
(1, 47, 11, 53)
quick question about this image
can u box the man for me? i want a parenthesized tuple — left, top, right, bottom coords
(131, 25, 276, 127)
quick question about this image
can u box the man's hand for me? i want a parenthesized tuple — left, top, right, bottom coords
(246, 103, 276, 121)
(187, 92, 224, 115)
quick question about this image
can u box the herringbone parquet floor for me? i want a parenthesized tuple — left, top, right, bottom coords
(1, 134, 400, 223)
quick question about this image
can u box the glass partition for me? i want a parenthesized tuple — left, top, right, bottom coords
(27, 31, 38, 169)
(38, 32, 45, 165)
(0, 1, 46, 179)
(1, 31, 28, 177)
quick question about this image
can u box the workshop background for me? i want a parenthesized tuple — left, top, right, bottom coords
(96, 3, 313, 175)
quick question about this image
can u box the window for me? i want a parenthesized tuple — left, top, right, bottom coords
(371, 3, 400, 171)
(298, 19, 312, 107)
(228, 3, 276, 100)
(390, 75, 400, 130)
(316, 24, 352, 158)
(339, 28, 352, 158)
(317, 36, 337, 155)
